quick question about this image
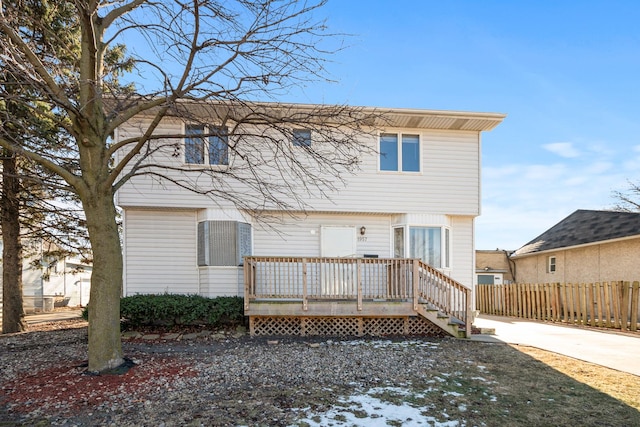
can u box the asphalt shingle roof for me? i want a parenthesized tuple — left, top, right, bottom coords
(513, 209, 640, 256)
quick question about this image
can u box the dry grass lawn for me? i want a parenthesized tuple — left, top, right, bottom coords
(515, 345, 640, 410)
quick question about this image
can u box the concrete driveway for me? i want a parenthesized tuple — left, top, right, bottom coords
(471, 314, 640, 376)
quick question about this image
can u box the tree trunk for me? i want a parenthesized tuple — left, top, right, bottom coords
(2, 153, 28, 334)
(83, 190, 124, 372)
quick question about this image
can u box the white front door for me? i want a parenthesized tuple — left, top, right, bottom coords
(320, 226, 356, 296)
(321, 226, 356, 257)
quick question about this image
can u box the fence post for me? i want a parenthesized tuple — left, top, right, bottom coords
(612, 281, 621, 329)
(621, 281, 630, 331)
(604, 282, 612, 328)
(534, 283, 542, 320)
(631, 281, 639, 332)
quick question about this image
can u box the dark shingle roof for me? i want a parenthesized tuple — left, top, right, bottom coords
(513, 209, 640, 256)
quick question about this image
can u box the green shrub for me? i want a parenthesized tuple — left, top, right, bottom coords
(81, 294, 244, 328)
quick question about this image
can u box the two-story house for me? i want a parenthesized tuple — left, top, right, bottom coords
(115, 102, 505, 337)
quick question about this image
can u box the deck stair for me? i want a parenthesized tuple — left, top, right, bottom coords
(414, 304, 466, 338)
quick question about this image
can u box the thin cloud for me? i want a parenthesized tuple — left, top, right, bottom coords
(543, 142, 581, 158)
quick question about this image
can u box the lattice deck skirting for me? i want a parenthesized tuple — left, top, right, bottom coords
(249, 316, 447, 337)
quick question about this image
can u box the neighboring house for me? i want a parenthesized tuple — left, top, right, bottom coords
(511, 209, 640, 284)
(115, 103, 505, 336)
(0, 239, 92, 313)
(475, 249, 514, 285)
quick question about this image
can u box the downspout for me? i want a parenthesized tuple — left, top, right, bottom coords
(504, 249, 516, 283)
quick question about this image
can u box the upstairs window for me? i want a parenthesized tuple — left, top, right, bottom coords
(547, 256, 556, 273)
(380, 133, 420, 172)
(185, 124, 228, 165)
(292, 129, 312, 147)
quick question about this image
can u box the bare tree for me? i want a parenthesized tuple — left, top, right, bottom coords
(0, 1, 379, 372)
(612, 180, 640, 212)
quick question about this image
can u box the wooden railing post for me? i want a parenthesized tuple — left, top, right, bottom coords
(302, 258, 308, 311)
(243, 257, 251, 311)
(357, 259, 363, 311)
(412, 260, 419, 311)
(465, 286, 472, 338)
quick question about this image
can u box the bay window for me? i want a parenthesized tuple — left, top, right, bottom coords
(393, 225, 450, 269)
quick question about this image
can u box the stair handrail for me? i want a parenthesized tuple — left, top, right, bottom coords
(415, 259, 472, 337)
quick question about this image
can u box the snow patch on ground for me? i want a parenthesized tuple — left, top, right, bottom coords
(295, 388, 463, 427)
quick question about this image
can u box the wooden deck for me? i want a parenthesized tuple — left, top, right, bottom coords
(244, 257, 472, 338)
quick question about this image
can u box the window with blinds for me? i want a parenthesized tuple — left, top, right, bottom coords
(197, 221, 252, 266)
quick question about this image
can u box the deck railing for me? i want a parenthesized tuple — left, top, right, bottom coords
(244, 256, 472, 334)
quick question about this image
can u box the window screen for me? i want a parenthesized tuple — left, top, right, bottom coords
(197, 221, 252, 266)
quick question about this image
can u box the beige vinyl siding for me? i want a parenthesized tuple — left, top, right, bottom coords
(116, 120, 481, 217)
(253, 214, 392, 258)
(124, 209, 199, 295)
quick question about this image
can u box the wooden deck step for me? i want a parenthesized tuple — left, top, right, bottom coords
(414, 305, 464, 338)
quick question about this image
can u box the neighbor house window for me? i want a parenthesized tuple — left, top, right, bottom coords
(292, 129, 312, 147)
(185, 124, 228, 165)
(197, 221, 251, 266)
(547, 256, 556, 273)
(380, 133, 420, 172)
(477, 274, 495, 285)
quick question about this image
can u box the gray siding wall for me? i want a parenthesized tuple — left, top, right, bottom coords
(116, 120, 481, 217)
(252, 214, 392, 258)
(450, 216, 474, 288)
(124, 209, 199, 295)
(116, 117, 483, 297)
(198, 267, 244, 298)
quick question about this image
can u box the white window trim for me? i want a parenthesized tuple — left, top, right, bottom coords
(547, 255, 556, 273)
(378, 131, 422, 174)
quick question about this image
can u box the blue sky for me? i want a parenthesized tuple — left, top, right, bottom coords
(280, 0, 640, 250)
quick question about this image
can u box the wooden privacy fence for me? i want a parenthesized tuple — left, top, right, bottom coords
(476, 281, 640, 332)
